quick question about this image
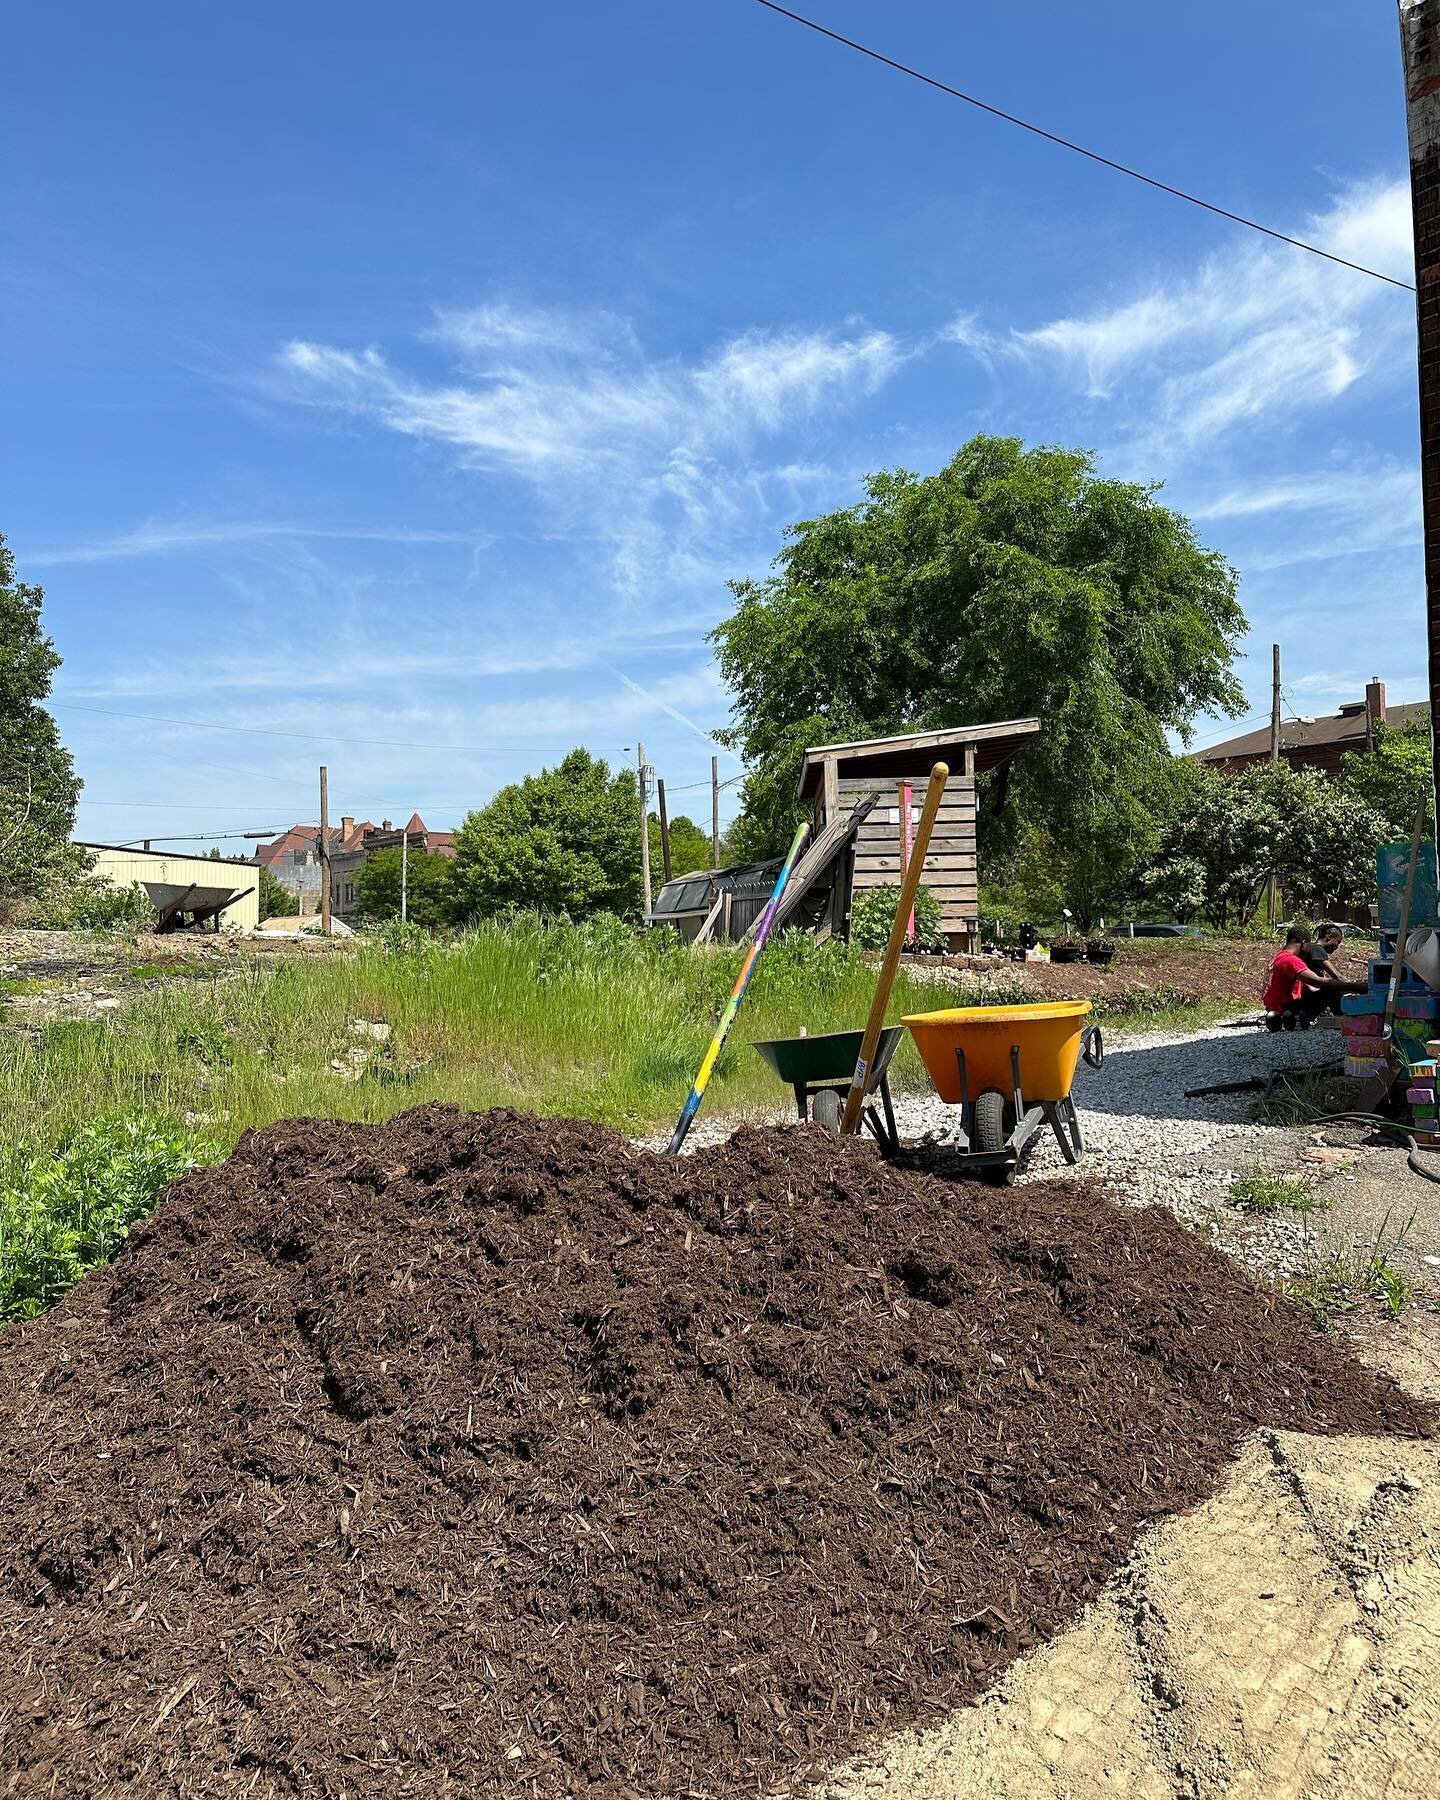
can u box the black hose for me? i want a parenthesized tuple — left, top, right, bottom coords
(1309, 1111, 1440, 1186)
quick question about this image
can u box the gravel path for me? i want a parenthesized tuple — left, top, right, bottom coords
(647, 1018, 1349, 1279)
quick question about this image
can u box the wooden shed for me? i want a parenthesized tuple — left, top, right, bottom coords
(797, 720, 1040, 950)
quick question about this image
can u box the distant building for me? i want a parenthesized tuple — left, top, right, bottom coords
(251, 813, 454, 923)
(1194, 681, 1428, 776)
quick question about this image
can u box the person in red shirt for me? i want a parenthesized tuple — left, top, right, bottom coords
(1261, 926, 1346, 1031)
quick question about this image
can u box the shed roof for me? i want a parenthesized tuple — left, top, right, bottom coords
(797, 718, 1040, 799)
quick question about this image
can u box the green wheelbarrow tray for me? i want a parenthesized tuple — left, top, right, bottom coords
(751, 1025, 905, 1151)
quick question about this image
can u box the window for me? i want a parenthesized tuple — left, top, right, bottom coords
(292, 849, 305, 865)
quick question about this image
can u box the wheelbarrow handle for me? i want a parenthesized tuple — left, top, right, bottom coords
(1082, 1024, 1104, 1070)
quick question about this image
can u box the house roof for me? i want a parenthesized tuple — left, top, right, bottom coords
(797, 718, 1040, 800)
(1194, 699, 1429, 764)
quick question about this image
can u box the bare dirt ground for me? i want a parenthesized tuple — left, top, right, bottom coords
(827, 1303, 1440, 1800)
(930, 935, 1372, 1009)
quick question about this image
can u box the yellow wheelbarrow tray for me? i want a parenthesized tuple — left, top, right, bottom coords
(902, 1000, 1104, 1184)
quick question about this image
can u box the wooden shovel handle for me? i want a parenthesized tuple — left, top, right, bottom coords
(840, 762, 949, 1136)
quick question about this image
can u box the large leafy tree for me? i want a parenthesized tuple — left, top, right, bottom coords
(354, 847, 453, 928)
(0, 535, 82, 906)
(448, 748, 642, 922)
(711, 438, 1246, 926)
(1337, 718, 1431, 838)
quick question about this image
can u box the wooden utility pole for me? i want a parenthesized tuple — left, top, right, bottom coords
(1400, 1, 1440, 835)
(637, 742, 652, 917)
(400, 823, 409, 923)
(318, 766, 332, 937)
(711, 755, 721, 868)
(656, 777, 673, 882)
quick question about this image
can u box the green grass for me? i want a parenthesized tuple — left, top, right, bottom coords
(1229, 1168, 1327, 1214)
(0, 918, 1030, 1161)
(1280, 1210, 1416, 1330)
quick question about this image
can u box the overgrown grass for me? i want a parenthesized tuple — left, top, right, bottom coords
(0, 918, 1030, 1162)
(1280, 1210, 1416, 1330)
(1089, 984, 1244, 1035)
(1229, 1168, 1326, 1214)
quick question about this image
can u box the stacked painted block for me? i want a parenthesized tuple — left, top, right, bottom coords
(1410, 1054, 1439, 1149)
(1338, 929, 1440, 1079)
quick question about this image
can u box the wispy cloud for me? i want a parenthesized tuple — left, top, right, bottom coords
(1009, 179, 1414, 443)
(25, 518, 479, 567)
(274, 311, 903, 596)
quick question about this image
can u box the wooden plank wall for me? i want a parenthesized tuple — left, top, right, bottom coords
(838, 774, 978, 944)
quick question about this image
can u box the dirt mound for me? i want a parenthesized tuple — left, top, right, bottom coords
(0, 1107, 1429, 1796)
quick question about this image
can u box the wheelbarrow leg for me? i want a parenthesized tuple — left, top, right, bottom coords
(878, 1072, 899, 1153)
(1045, 1097, 1083, 1164)
(792, 1082, 809, 1123)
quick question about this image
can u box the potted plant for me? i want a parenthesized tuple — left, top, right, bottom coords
(1049, 934, 1084, 964)
(1086, 935, 1116, 967)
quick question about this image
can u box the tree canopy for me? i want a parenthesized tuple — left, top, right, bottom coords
(354, 847, 454, 928)
(649, 812, 711, 883)
(1336, 718, 1431, 839)
(0, 534, 81, 905)
(448, 748, 642, 922)
(711, 438, 1246, 924)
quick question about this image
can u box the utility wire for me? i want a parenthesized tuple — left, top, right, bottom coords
(751, 1, 1416, 294)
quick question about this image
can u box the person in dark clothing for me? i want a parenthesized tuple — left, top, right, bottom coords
(1295, 922, 1364, 1021)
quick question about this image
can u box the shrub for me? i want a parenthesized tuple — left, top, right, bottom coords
(850, 884, 945, 951)
(0, 1114, 214, 1321)
(33, 873, 153, 933)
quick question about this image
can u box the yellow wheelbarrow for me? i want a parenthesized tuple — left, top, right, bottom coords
(902, 1000, 1103, 1184)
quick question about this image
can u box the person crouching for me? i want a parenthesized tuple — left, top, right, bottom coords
(1261, 924, 1362, 1031)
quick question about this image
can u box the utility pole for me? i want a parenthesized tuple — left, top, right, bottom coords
(637, 742, 652, 917)
(1266, 643, 1281, 925)
(1400, 0, 1440, 836)
(657, 777, 673, 882)
(711, 755, 721, 868)
(318, 765, 332, 937)
(401, 822, 409, 923)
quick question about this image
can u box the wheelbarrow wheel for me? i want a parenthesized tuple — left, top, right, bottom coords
(811, 1088, 841, 1136)
(973, 1088, 1009, 1156)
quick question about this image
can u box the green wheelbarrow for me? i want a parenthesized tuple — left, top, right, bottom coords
(752, 1025, 906, 1150)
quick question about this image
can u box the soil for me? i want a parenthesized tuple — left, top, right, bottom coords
(0, 1108, 1430, 1797)
(927, 936, 1372, 1008)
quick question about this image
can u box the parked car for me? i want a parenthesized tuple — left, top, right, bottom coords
(1121, 922, 1205, 938)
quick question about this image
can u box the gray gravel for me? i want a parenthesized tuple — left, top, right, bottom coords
(644, 1018, 1348, 1280)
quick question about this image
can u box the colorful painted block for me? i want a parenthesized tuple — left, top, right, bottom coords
(1342, 992, 1386, 1016)
(1413, 1105, 1438, 1124)
(1345, 1056, 1391, 1079)
(1411, 1060, 1439, 1079)
(1407, 1084, 1437, 1104)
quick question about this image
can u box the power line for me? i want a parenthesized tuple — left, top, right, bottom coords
(751, 1, 1416, 294)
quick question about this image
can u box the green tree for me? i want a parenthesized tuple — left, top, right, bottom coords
(649, 812, 712, 882)
(0, 534, 82, 907)
(354, 846, 453, 928)
(1144, 760, 1388, 927)
(1336, 718, 1431, 838)
(711, 437, 1246, 928)
(255, 861, 293, 921)
(448, 748, 642, 922)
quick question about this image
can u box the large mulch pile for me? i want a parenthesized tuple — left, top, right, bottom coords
(0, 1107, 1429, 1797)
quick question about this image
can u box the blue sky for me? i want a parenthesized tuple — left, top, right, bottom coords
(2, 1, 1423, 852)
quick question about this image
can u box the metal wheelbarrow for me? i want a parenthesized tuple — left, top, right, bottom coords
(902, 1001, 1103, 1184)
(752, 1025, 906, 1151)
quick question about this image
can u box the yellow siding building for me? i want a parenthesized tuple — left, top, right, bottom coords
(79, 843, 261, 933)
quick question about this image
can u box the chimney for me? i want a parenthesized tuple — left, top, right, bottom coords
(341, 815, 354, 840)
(1365, 678, 1387, 749)
(381, 818, 392, 832)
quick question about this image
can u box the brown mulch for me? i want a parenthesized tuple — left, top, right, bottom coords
(0, 1107, 1429, 1797)
(946, 936, 1370, 1009)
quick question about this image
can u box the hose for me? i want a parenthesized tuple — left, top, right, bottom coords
(1308, 1111, 1440, 1186)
